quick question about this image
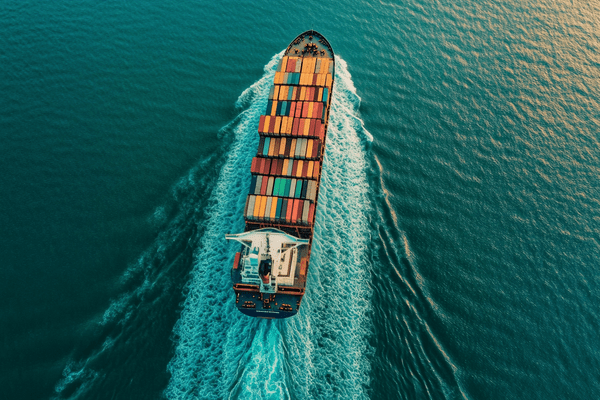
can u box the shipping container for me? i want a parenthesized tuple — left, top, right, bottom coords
(284, 178, 292, 197)
(313, 161, 320, 179)
(263, 197, 272, 219)
(295, 200, 304, 223)
(280, 198, 288, 222)
(289, 178, 297, 198)
(275, 197, 283, 220)
(255, 175, 263, 194)
(299, 138, 307, 158)
(301, 200, 310, 223)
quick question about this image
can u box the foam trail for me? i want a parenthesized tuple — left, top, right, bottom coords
(165, 55, 373, 400)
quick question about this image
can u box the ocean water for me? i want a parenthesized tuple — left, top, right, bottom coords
(1, 1, 599, 399)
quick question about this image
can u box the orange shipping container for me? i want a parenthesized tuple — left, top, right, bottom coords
(279, 138, 287, 155)
(253, 196, 262, 218)
(274, 116, 281, 135)
(296, 160, 303, 177)
(300, 86, 306, 101)
(303, 119, 311, 136)
(270, 197, 278, 219)
(286, 199, 293, 221)
(306, 140, 314, 160)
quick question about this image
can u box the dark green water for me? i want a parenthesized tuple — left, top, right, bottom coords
(1, 1, 599, 399)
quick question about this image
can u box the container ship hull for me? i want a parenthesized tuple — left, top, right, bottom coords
(226, 31, 334, 318)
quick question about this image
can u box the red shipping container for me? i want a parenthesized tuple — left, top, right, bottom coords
(269, 117, 276, 133)
(292, 118, 300, 136)
(315, 119, 322, 138)
(301, 160, 309, 178)
(287, 58, 296, 73)
(251, 157, 258, 174)
(312, 141, 320, 159)
(298, 119, 305, 137)
(277, 158, 284, 175)
(292, 160, 299, 177)
(315, 102, 322, 119)
(308, 203, 315, 224)
(291, 199, 299, 223)
(259, 115, 266, 133)
(260, 175, 269, 195)
(312, 74, 318, 86)
(258, 157, 264, 174)
(302, 102, 310, 118)
(309, 119, 316, 137)
(264, 159, 272, 175)
(270, 159, 278, 175)
(286, 199, 293, 222)
(289, 102, 296, 118)
(285, 137, 293, 156)
(319, 124, 325, 140)
(296, 200, 304, 222)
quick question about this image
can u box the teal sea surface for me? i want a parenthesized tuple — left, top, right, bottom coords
(1, 1, 599, 399)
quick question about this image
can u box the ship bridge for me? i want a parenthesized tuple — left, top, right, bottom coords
(226, 228, 309, 293)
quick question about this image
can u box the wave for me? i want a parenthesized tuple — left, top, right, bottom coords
(165, 55, 374, 399)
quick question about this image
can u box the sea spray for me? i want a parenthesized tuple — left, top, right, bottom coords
(166, 55, 374, 399)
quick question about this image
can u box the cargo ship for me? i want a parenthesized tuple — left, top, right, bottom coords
(225, 31, 335, 318)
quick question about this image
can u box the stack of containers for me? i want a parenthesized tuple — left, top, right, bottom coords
(244, 54, 334, 227)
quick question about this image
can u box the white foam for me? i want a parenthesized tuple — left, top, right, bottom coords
(166, 54, 374, 399)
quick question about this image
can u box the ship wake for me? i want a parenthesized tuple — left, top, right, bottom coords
(165, 54, 374, 399)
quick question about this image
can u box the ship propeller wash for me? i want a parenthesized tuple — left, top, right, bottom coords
(225, 31, 335, 318)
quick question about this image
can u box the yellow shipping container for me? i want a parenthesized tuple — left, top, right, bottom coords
(326, 74, 332, 88)
(279, 86, 288, 101)
(254, 196, 263, 218)
(308, 102, 314, 118)
(280, 56, 288, 72)
(319, 59, 329, 74)
(306, 139, 314, 158)
(307, 161, 314, 178)
(303, 119, 311, 136)
(297, 160, 304, 177)
(268, 136, 276, 156)
(300, 87, 306, 101)
(274, 116, 281, 135)
(270, 197, 278, 219)
(273, 85, 280, 100)
(282, 159, 289, 176)
(280, 137, 287, 155)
